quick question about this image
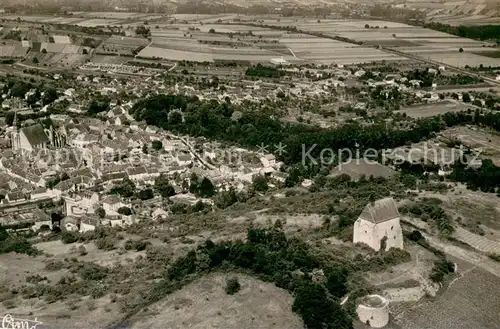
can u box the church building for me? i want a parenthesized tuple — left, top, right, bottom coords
(353, 197, 404, 251)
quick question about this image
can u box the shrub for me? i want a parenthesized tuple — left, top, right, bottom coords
(225, 277, 241, 295)
(79, 263, 107, 281)
(117, 207, 132, 216)
(61, 231, 79, 244)
(429, 258, 455, 283)
(95, 237, 116, 251)
(252, 175, 269, 192)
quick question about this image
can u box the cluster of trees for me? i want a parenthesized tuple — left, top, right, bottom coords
(154, 174, 176, 198)
(135, 25, 151, 39)
(81, 37, 100, 48)
(110, 178, 136, 198)
(245, 64, 284, 78)
(424, 22, 500, 42)
(0, 226, 38, 256)
(188, 173, 216, 198)
(438, 74, 483, 86)
(164, 227, 353, 329)
(449, 159, 500, 193)
(86, 94, 110, 116)
(1, 79, 59, 106)
(46, 172, 70, 189)
(130, 94, 500, 178)
(429, 258, 455, 283)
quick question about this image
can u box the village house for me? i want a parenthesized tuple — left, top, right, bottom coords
(6, 190, 26, 203)
(102, 195, 131, 216)
(126, 166, 148, 182)
(80, 217, 99, 233)
(64, 191, 99, 217)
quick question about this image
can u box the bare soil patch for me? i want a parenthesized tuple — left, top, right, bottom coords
(128, 272, 303, 329)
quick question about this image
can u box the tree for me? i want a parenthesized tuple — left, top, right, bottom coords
(151, 140, 163, 151)
(168, 111, 183, 125)
(225, 277, 241, 295)
(42, 87, 58, 105)
(462, 92, 471, 102)
(33, 57, 39, 64)
(459, 47, 464, 53)
(142, 144, 148, 154)
(209, 28, 216, 33)
(137, 189, 154, 200)
(364, 24, 370, 28)
(117, 207, 132, 216)
(198, 177, 215, 198)
(87, 95, 110, 116)
(82, 48, 88, 55)
(135, 25, 150, 38)
(110, 179, 136, 198)
(292, 282, 352, 329)
(154, 174, 176, 198)
(41, 48, 47, 53)
(214, 187, 238, 209)
(252, 175, 268, 192)
(96, 207, 106, 219)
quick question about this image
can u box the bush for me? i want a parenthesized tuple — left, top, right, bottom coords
(292, 282, 352, 329)
(61, 231, 79, 244)
(124, 239, 151, 251)
(95, 237, 116, 251)
(0, 235, 38, 256)
(429, 258, 455, 283)
(252, 175, 269, 192)
(225, 277, 241, 295)
(79, 263, 107, 281)
(117, 207, 132, 216)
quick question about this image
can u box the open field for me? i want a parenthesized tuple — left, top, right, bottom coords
(209, 17, 500, 68)
(398, 100, 474, 118)
(128, 273, 303, 329)
(97, 36, 149, 56)
(440, 126, 500, 165)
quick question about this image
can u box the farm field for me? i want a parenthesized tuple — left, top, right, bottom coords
(140, 22, 407, 65)
(398, 100, 473, 118)
(396, 266, 500, 329)
(217, 18, 499, 68)
(281, 35, 407, 65)
(97, 36, 149, 56)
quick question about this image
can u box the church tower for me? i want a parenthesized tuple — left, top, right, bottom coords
(11, 99, 21, 151)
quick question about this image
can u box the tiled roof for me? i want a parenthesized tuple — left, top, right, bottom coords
(21, 124, 49, 147)
(359, 197, 399, 224)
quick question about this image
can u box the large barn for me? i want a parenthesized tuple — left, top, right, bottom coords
(353, 197, 404, 251)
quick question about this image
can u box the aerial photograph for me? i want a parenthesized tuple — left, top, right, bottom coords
(0, 0, 500, 328)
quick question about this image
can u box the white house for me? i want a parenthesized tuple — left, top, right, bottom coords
(102, 195, 130, 216)
(260, 154, 276, 168)
(64, 192, 99, 217)
(126, 166, 149, 182)
(80, 218, 98, 233)
(353, 197, 403, 251)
